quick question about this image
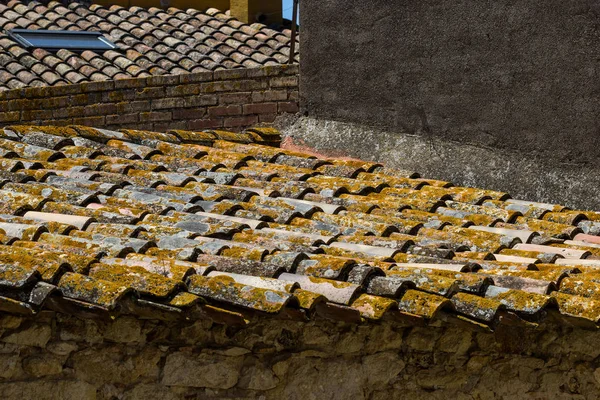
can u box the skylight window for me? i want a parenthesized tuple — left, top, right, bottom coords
(7, 29, 116, 52)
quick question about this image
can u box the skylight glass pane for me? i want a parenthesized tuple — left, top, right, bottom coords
(8, 29, 116, 51)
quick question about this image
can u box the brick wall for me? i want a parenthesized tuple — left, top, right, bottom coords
(0, 65, 299, 132)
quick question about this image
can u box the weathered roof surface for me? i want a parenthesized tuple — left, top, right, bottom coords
(0, 123, 600, 331)
(0, 0, 298, 90)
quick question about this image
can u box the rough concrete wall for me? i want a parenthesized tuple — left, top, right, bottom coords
(280, 116, 600, 209)
(0, 65, 298, 132)
(299, 0, 600, 201)
(2, 312, 600, 400)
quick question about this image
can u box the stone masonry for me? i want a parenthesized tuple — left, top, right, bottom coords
(1, 312, 600, 399)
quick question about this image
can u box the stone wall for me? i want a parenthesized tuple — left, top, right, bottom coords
(1, 311, 600, 399)
(0, 65, 299, 132)
(298, 0, 600, 209)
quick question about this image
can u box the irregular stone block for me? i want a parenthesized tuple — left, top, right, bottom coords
(161, 351, 242, 389)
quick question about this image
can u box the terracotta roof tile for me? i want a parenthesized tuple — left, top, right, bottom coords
(2, 124, 600, 329)
(0, 0, 299, 89)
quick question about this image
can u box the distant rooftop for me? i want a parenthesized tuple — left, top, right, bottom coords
(0, 0, 299, 90)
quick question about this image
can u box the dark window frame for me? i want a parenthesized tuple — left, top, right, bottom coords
(7, 29, 117, 52)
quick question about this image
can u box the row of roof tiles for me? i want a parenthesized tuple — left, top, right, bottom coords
(0, 0, 298, 90)
(0, 124, 599, 330)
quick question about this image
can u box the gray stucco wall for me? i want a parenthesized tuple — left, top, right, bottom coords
(299, 0, 600, 170)
(280, 116, 600, 210)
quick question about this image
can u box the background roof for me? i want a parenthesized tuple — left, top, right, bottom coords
(0, 0, 299, 90)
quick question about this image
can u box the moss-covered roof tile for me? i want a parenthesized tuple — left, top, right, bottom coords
(0, 124, 598, 331)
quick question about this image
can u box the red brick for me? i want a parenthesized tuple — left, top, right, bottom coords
(116, 101, 151, 113)
(7, 98, 29, 111)
(114, 77, 147, 89)
(243, 103, 278, 115)
(153, 121, 187, 131)
(0, 111, 20, 123)
(283, 64, 300, 75)
(84, 103, 118, 116)
(27, 99, 49, 110)
(219, 92, 252, 105)
(146, 75, 179, 87)
(87, 92, 104, 104)
(104, 90, 136, 102)
(82, 105, 98, 117)
(259, 114, 277, 123)
(208, 105, 242, 117)
(106, 113, 138, 125)
(278, 101, 299, 113)
(172, 108, 207, 120)
(213, 69, 249, 80)
(139, 111, 172, 122)
(39, 119, 72, 126)
(12, 97, 67, 111)
(119, 122, 154, 130)
(288, 90, 299, 101)
(152, 97, 181, 110)
(187, 119, 223, 130)
(183, 95, 218, 107)
(165, 84, 203, 97)
(179, 71, 213, 84)
(135, 87, 165, 99)
(72, 116, 105, 126)
(40, 84, 82, 97)
(224, 115, 258, 128)
(251, 90, 288, 103)
(43, 96, 70, 109)
(88, 93, 104, 104)
(80, 80, 114, 92)
(1, 89, 25, 101)
(71, 93, 92, 106)
(22, 109, 52, 120)
(201, 79, 268, 93)
(53, 106, 84, 119)
(269, 76, 298, 88)
(21, 86, 46, 99)
(247, 65, 288, 78)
